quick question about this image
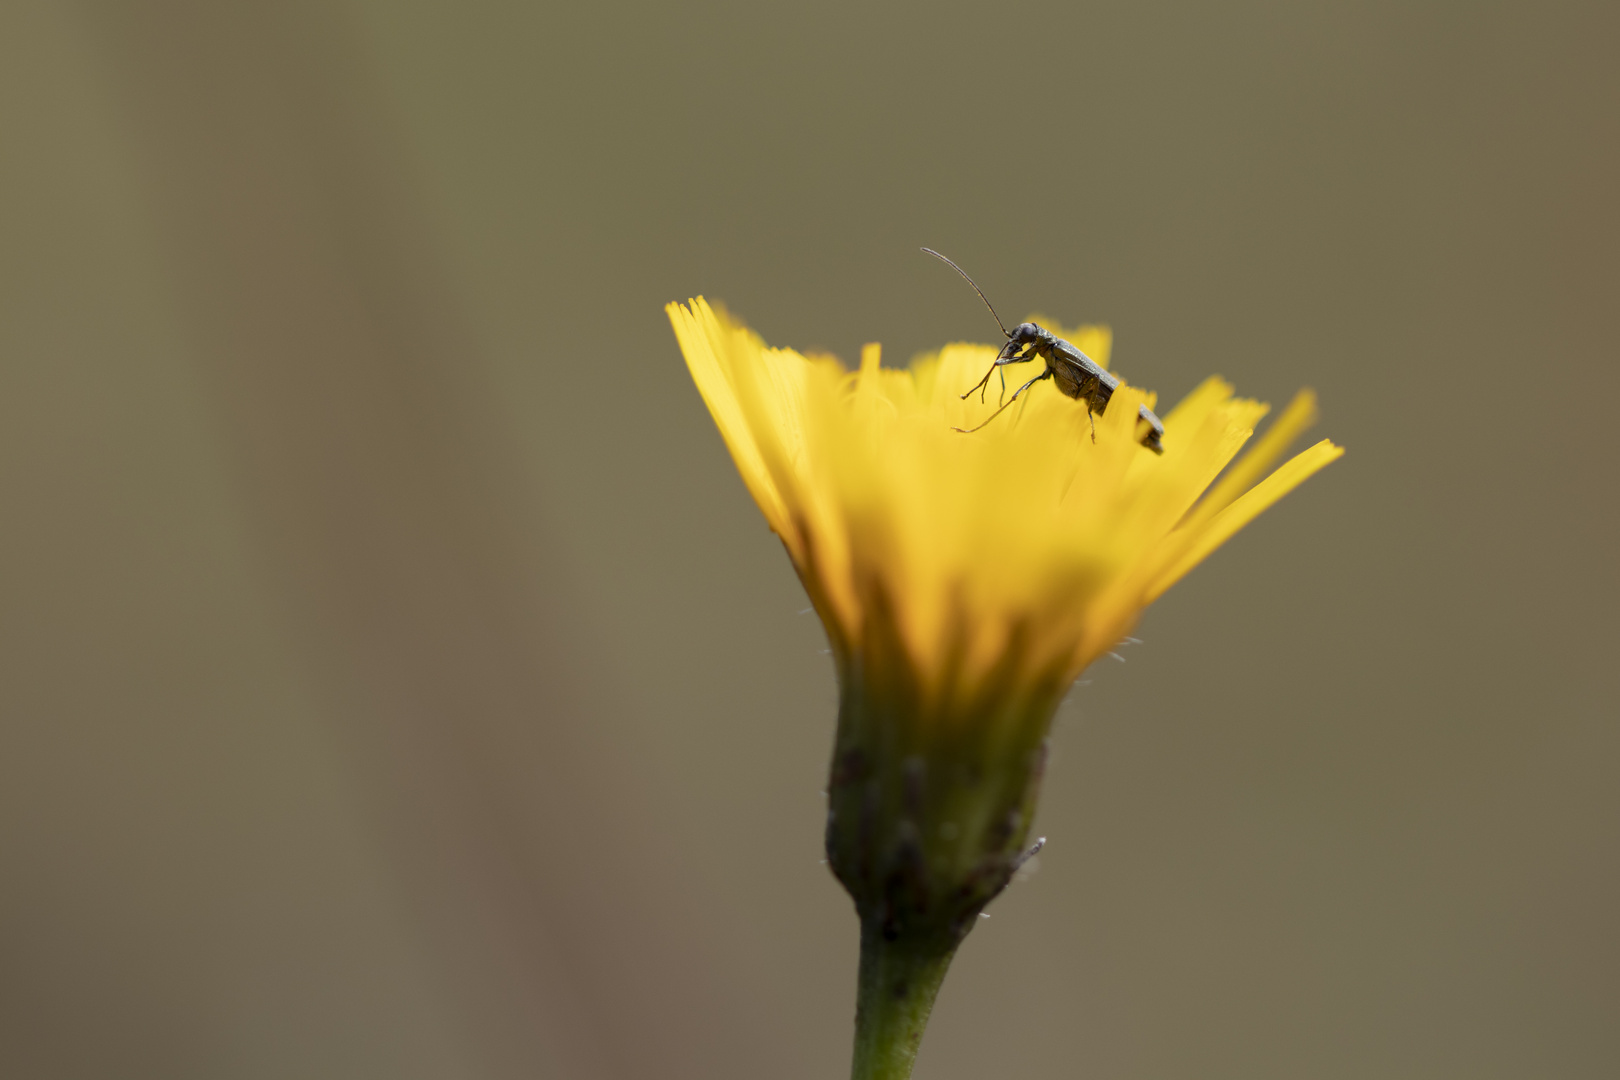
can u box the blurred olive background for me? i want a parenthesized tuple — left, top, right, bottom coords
(2, 1, 1617, 1078)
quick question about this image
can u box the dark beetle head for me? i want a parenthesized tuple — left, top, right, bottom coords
(998, 322, 1042, 359)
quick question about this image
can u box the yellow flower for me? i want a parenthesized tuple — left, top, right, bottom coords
(669, 297, 1342, 706)
(669, 294, 1342, 1080)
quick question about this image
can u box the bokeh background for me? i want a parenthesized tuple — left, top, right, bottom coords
(3, 2, 1617, 1077)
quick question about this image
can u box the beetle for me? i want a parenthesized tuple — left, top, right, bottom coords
(922, 248, 1164, 453)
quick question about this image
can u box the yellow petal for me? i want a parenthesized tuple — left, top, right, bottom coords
(1146, 438, 1346, 600)
(1182, 388, 1320, 532)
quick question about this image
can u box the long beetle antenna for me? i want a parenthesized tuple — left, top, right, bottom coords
(921, 247, 1011, 339)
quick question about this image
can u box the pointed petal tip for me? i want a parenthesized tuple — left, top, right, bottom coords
(1144, 434, 1345, 601)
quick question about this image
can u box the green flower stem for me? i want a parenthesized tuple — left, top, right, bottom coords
(825, 641, 1066, 1079)
(850, 919, 960, 1080)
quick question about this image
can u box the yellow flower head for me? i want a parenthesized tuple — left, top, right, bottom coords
(669, 297, 1342, 713)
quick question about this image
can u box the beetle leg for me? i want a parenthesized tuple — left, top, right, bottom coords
(961, 363, 998, 403)
(953, 370, 1052, 434)
(991, 346, 1039, 405)
(996, 345, 1040, 365)
(962, 346, 1037, 404)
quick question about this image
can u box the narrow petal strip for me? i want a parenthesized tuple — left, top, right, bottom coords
(1145, 437, 1345, 600)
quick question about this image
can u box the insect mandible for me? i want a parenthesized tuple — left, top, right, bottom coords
(921, 247, 1164, 453)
